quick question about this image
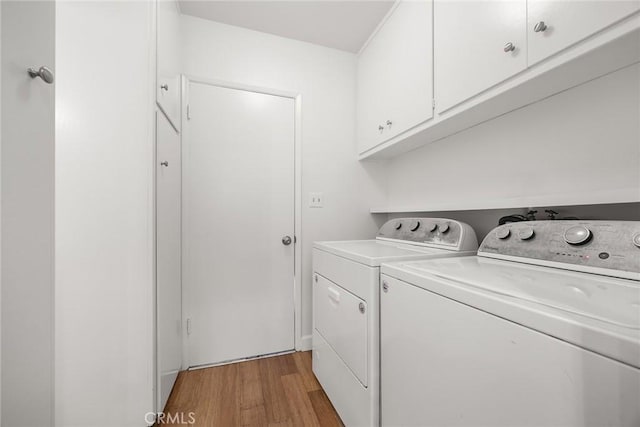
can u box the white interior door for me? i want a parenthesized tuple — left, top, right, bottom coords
(183, 81, 295, 367)
(156, 111, 182, 410)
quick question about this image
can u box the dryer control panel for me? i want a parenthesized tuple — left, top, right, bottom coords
(480, 221, 640, 279)
(376, 218, 478, 252)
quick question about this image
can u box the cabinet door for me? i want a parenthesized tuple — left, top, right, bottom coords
(357, 37, 386, 154)
(357, 0, 433, 155)
(156, 111, 182, 411)
(528, 0, 640, 65)
(157, 0, 181, 130)
(434, 0, 527, 113)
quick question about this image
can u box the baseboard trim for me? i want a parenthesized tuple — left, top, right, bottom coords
(297, 334, 312, 352)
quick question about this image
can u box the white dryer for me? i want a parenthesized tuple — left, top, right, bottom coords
(380, 220, 640, 427)
(312, 218, 478, 427)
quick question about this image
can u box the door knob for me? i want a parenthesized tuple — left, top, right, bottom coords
(503, 42, 516, 53)
(534, 21, 548, 33)
(160, 161, 169, 167)
(27, 66, 54, 84)
(160, 84, 169, 91)
(282, 236, 292, 246)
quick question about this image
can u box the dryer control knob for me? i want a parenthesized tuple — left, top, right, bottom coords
(439, 223, 450, 233)
(518, 227, 535, 240)
(410, 221, 421, 232)
(427, 222, 437, 232)
(564, 225, 592, 246)
(632, 233, 640, 248)
(394, 221, 402, 230)
(496, 228, 511, 240)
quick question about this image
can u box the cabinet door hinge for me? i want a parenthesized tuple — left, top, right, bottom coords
(432, 99, 436, 110)
(186, 104, 191, 120)
(186, 318, 192, 335)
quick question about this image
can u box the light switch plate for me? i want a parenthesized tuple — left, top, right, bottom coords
(309, 192, 324, 208)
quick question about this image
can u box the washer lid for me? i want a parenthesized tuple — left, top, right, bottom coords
(381, 256, 640, 367)
(313, 240, 462, 267)
(389, 256, 639, 328)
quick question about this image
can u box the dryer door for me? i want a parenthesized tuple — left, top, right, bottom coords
(314, 274, 368, 386)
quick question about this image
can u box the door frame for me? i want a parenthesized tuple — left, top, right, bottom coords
(180, 74, 304, 367)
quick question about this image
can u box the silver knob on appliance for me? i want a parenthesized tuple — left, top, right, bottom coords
(564, 226, 592, 246)
(518, 227, 535, 240)
(359, 302, 366, 314)
(382, 281, 389, 293)
(439, 223, 450, 233)
(394, 221, 402, 230)
(633, 233, 640, 248)
(282, 236, 292, 245)
(27, 66, 54, 84)
(160, 84, 169, 91)
(160, 161, 169, 167)
(410, 221, 421, 232)
(503, 42, 516, 53)
(427, 223, 437, 232)
(533, 21, 548, 33)
(496, 228, 511, 240)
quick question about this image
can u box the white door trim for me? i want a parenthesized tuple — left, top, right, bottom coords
(180, 75, 304, 366)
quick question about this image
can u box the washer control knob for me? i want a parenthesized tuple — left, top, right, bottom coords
(439, 223, 450, 233)
(410, 221, 421, 232)
(427, 222, 437, 232)
(394, 221, 402, 230)
(632, 233, 640, 248)
(496, 228, 511, 240)
(518, 227, 535, 240)
(564, 225, 592, 246)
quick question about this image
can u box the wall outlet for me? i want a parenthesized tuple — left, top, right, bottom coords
(309, 192, 324, 208)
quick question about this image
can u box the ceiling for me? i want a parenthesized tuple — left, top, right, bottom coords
(178, 1, 395, 53)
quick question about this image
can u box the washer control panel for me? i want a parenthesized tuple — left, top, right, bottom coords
(377, 217, 478, 251)
(480, 221, 640, 277)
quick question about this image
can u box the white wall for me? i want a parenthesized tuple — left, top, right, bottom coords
(385, 64, 640, 210)
(180, 15, 387, 343)
(55, 2, 155, 426)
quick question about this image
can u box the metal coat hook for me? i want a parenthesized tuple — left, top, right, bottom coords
(27, 66, 54, 84)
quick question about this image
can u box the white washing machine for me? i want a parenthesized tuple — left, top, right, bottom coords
(380, 220, 640, 426)
(312, 218, 478, 427)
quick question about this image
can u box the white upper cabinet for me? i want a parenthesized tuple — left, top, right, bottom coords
(357, 0, 433, 155)
(434, 0, 527, 113)
(157, 0, 181, 131)
(357, 0, 639, 160)
(528, 0, 640, 65)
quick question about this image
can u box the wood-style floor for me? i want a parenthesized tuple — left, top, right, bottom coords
(162, 351, 344, 426)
